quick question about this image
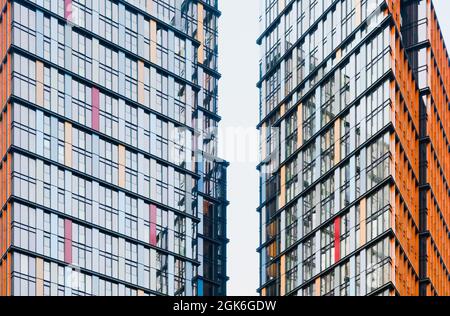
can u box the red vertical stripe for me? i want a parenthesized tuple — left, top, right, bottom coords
(92, 87, 100, 131)
(334, 217, 341, 263)
(64, 0, 72, 21)
(64, 219, 72, 264)
(150, 204, 157, 246)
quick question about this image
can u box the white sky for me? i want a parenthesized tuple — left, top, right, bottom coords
(218, 0, 450, 296)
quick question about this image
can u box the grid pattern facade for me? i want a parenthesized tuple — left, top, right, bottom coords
(257, 0, 450, 296)
(0, 0, 228, 296)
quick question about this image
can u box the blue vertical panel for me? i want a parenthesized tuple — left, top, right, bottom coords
(137, 108, 146, 151)
(185, 85, 192, 128)
(92, 228, 99, 273)
(349, 255, 356, 296)
(50, 165, 58, 211)
(297, 198, 303, 239)
(118, 3, 126, 48)
(150, 114, 157, 157)
(185, 262, 193, 296)
(168, 31, 175, 74)
(138, 199, 148, 244)
(92, 0, 99, 35)
(118, 98, 126, 143)
(185, 41, 192, 81)
(50, 213, 58, 260)
(36, 208, 44, 255)
(64, 24, 72, 71)
(118, 284, 125, 296)
(50, 116, 58, 162)
(64, 74, 72, 120)
(92, 38, 99, 85)
(118, 50, 126, 92)
(50, 68, 59, 113)
(360, 248, 367, 296)
(91, 181, 99, 226)
(168, 166, 175, 209)
(50, 0, 59, 17)
(51, 17, 58, 65)
(185, 173, 192, 215)
(150, 68, 158, 111)
(118, 238, 126, 281)
(64, 170, 72, 217)
(92, 275, 99, 296)
(168, 211, 174, 253)
(92, 134, 99, 179)
(197, 279, 204, 297)
(118, 191, 126, 235)
(349, 205, 357, 258)
(50, 262, 58, 296)
(168, 76, 175, 120)
(64, 267, 72, 296)
(35, 110, 44, 157)
(137, 153, 145, 198)
(36, 159, 44, 208)
(137, 14, 145, 58)
(297, 241, 304, 286)
(168, 255, 175, 296)
(137, 245, 145, 287)
(36, 10, 44, 58)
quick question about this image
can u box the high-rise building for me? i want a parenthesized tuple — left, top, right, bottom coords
(0, 0, 228, 296)
(257, 0, 450, 296)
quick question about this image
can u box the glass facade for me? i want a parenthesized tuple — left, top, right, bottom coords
(256, 0, 449, 296)
(0, 0, 228, 296)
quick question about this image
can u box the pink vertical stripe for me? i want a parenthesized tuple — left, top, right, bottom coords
(334, 217, 341, 263)
(64, 0, 72, 21)
(92, 87, 100, 131)
(150, 204, 157, 246)
(64, 219, 72, 264)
